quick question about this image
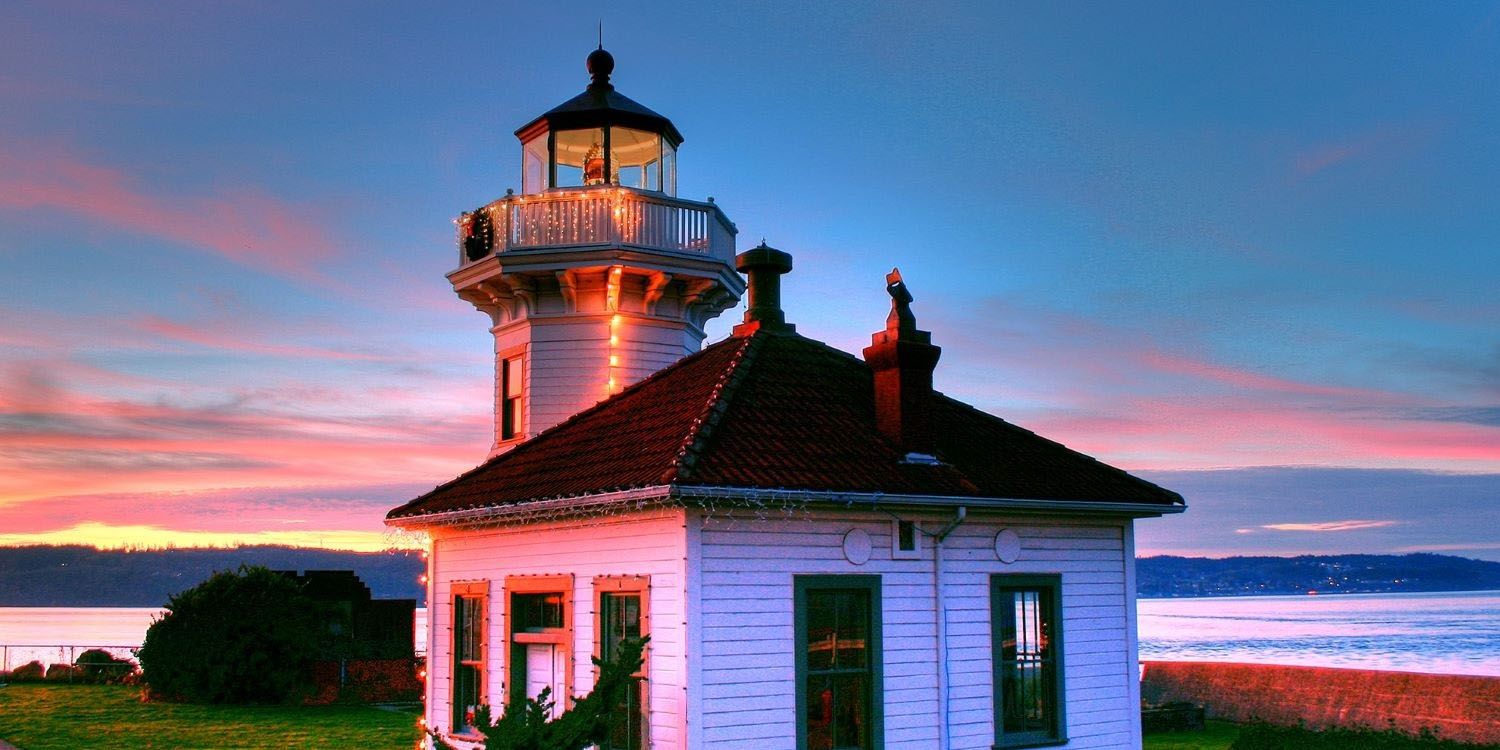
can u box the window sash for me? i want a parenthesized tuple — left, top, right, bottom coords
(991, 574, 1066, 747)
(599, 590, 647, 750)
(450, 583, 488, 736)
(795, 575, 883, 750)
(500, 356, 523, 440)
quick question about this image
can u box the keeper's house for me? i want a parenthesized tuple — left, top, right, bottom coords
(388, 47, 1184, 750)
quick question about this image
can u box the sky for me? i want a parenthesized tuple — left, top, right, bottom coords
(1, 1, 1496, 559)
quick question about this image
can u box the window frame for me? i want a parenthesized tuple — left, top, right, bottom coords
(990, 574, 1067, 749)
(499, 351, 525, 443)
(503, 575, 574, 712)
(794, 574, 884, 750)
(891, 519, 922, 560)
(594, 575, 650, 750)
(450, 580, 489, 738)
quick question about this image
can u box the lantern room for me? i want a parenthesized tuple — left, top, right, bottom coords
(515, 47, 681, 196)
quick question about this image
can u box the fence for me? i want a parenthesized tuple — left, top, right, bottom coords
(1, 644, 139, 682)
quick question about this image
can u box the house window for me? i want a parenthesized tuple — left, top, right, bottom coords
(891, 520, 921, 560)
(451, 581, 488, 735)
(991, 575, 1065, 747)
(501, 355, 523, 441)
(795, 575, 882, 750)
(596, 576, 649, 750)
(505, 576, 573, 716)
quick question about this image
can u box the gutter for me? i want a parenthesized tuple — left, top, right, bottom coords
(387, 484, 1184, 528)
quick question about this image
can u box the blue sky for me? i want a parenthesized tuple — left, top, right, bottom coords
(1, 1, 1496, 557)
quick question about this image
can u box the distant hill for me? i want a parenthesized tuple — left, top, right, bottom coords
(0, 545, 425, 607)
(4, 547, 1497, 606)
(1138, 553, 1500, 598)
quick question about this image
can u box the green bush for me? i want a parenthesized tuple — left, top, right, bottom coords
(434, 637, 647, 750)
(8, 661, 45, 682)
(138, 565, 338, 704)
(1230, 722, 1498, 750)
(75, 649, 137, 684)
(45, 664, 80, 682)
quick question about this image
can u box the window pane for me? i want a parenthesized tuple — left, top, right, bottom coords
(994, 581, 1060, 745)
(554, 128, 605, 187)
(523, 134, 546, 194)
(661, 142, 675, 196)
(831, 673, 869, 749)
(806, 592, 837, 671)
(513, 592, 563, 631)
(897, 520, 916, 551)
(609, 127, 661, 189)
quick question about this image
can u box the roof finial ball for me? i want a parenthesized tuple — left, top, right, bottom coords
(587, 46, 615, 88)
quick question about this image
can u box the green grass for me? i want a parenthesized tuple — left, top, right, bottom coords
(0, 684, 421, 750)
(1145, 719, 1241, 750)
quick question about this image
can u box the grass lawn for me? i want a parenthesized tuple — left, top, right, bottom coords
(0, 684, 420, 750)
(1145, 720, 1241, 750)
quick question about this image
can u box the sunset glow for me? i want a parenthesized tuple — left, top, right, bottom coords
(1, 3, 1496, 559)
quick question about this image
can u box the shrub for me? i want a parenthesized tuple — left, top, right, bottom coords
(74, 649, 137, 684)
(8, 661, 44, 682)
(434, 637, 647, 750)
(45, 664, 80, 682)
(138, 565, 338, 704)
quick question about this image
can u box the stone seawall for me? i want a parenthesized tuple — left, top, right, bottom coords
(1141, 661, 1500, 745)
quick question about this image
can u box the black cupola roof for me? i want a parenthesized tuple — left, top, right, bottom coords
(514, 47, 684, 147)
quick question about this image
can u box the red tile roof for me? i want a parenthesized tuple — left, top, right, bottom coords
(387, 330, 1182, 521)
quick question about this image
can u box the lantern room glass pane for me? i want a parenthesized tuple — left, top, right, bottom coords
(609, 127, 661, 191)
(522, 133, 547, 194)
(661, 141, 676, 196)
(554, 128, 606, 188)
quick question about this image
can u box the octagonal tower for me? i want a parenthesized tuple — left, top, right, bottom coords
(451, 48, 743, 454)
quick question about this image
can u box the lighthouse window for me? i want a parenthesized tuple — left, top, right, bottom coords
(522, 134, 547, 194)
(553, 128, 606, 188)
(608, 127, 662, 191)
(501, 355, 523, 441)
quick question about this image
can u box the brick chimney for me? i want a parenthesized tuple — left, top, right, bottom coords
(733, 241, 795, 336)
(862, 268, 942, 462)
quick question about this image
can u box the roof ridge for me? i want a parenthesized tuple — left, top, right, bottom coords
(661, 332, 763, 484)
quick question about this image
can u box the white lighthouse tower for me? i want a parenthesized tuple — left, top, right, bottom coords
(450, 48, 743, 454)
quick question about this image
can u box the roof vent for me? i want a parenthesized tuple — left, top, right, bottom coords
(863, 269, 942, 457)
(733, 241, 795, 336)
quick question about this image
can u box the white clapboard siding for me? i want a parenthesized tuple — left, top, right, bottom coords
(691, 508, 1139, 750)
(427, 508, 688, 750)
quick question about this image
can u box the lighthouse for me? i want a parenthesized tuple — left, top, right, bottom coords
(450, 48, 743, 454)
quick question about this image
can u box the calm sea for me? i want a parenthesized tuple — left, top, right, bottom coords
(1138, 589, 1500, 676)
(3, 590, 1497, 676)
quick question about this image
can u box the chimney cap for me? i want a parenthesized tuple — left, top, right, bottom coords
(733, 241, 795, 335)
(736, 241, 793, 275)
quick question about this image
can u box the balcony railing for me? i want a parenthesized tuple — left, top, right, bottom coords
(458, 186, 735, 266)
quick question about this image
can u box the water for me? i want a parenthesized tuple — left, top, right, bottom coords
(4, 592, 1497, 676)
(0, 607, 429, 671)
(1138, 589, 1500, 676)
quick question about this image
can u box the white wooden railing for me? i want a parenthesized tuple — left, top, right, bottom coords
(458, 186, 735, 265)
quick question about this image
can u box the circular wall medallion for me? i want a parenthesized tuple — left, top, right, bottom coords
(994, 529, 1021, 563)
(842, 528, 872, 565)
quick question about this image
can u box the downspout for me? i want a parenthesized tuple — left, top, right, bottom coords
(932, 506, 967, 750)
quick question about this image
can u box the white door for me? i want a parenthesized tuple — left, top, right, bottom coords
(524, 643, 568, 718)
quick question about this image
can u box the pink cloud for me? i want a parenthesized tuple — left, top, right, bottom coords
(135, 315, 395, 362)
(1261, 520, 1400, 532)
(0, 145, 340, 281)
(1136, 351, 1400, 402)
